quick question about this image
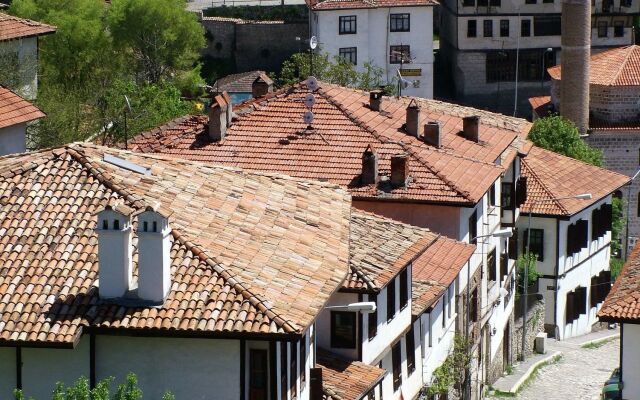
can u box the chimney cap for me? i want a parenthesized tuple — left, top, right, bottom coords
(406, 98, 420, 110)
(98, 203, 135, 217)
(370, 90, 383, 100)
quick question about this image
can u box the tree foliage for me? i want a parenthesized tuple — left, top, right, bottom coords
(14, 373, 174, 400)
(7, 0, 204, 148)
(528, 115, 603, 167)
(516, 253, 539, 295)
(279, 51, 397, 94)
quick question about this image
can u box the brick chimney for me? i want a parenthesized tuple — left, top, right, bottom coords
(252, 73, 273, 99)
(369, 90, 383, 112)
(361, 144, 379, 185)
(209, 94, 229, 141)
(137, 207, 171, 304)
(405, 99, 421, 137)
(390, 154, 409, 187)
(560, 0, 591, 134)
(462, 116, 480, 143)
(424, 122, 441, 148)
(96, 204, 134, 299)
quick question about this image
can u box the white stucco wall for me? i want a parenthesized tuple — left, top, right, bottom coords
(317, 291, 360, 360)
(312, 6, 434, 98)
(622, 323, 640, 400)
(0, 123, 27, 156)
(0, 347, 16, 399)
(420, 287, 456, 386)
(96, 335, 240, 399)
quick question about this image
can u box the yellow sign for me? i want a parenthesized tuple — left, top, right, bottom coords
(400, 68, 422, 77)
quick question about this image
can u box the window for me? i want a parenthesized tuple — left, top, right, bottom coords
(280, 343, 288, 400)
(249, 349, 268, 400)
(400, 268, 409, 310)
(448, 286, 453, 318)
(501, 182, 514, 208)
(467, 20, 477, 37)
(490, 0, 501, 6)
(483, 20, 493, 37)
(602, 0, 613, 11)
(500, 20, 509, 37)
(525, 0, 536, 4)
(300, 336, 306, 389)
(500, 252, 508, 278)
(290, 341, 298, 397)
(387, 280, 396, 321)
(390, 45, 410, 64)
(488, 247, 497, 282)
(478, 0, 487, 6)
(331, 311, 357, 348)
(590, 270, 612, 307)
(523, 229, 544, 262)
(489, 184, 497, 206)
(368, 294, 377, 339)
(469, 210, 477, 245)
(515, 177, 528, 207)
(542, 0, 553, 3)
(406, 326, 416, 375)
(339, 15, 357, 34)
(463, 0, 475, 6)
(592, 204, 612, 240)
(392, 341, 402, 391)
(338, 47, 357, 65)
(598, 21, 608, 37)
(390, 13, 410, 32)
(566, 220, 589, 255)
(534, 16, 561, 36)
(521, 19, 531, 36)
(614, 21, 624, 37)
(508, 227, 519, 260)
(621, 0, 632, 6)
(470, 288, 478, 322)
(575, 286, 587, 315)
(442, 290, 447, 328)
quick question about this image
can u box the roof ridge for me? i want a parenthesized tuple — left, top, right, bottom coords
(521, 155, 570, 215)
(67, 143, 299, 334)
(317, 87, 475, 201)
(610, 46, 634, 85)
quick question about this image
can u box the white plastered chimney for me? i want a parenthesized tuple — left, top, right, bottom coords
(97, 204, 134, 299)
(136, 206, 171, 304)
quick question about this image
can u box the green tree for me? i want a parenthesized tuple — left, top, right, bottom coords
(424, 335, 471, 398)
(516, 253, 539, 295)
(108, 0, 205, 84)
(528, 115, 603, 167)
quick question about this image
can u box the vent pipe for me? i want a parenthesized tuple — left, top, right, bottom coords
(96, 204, 134, 299)
(390, 154, 409, 187)
(560, 0, 591, 134)
(361, 144, 379, 185)
(405, 99, 421, 137)
(462, 116, 480, 143)
(369, 90, 383, 112)
(424, 122, 441, 148)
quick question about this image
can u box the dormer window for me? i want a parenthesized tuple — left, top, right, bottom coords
(103, 220, 108, 230)
(143, 221, 148, 232)
(113, 219, 120, 230)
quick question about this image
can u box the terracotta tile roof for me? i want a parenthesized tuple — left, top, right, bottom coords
(411, 236, 474, 316)
(346, 211, 438, 292)
(214, 71, 271, 93)
(520, 146, 629, 216)
(529, 96, 553, 119)
(548, 45, 640, 86)
(0, 85, 45, 129)
(130, 82, 531, 206)
(0, 12, 55, 41)
(312, 0, 437, 10)
(598, 243, 640, 323)
(0, 143, 353, 345)
(317, 348, 385, 400)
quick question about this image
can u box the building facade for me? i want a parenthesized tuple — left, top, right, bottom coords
(310, 0, 436, 98)
(438, 0, 639, 113)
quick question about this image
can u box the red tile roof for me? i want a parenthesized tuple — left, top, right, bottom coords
(0, 143, 354, 345)
(213, 71, 272, 93)
(130, 82, 531, 206)
(312, 0, 437, 10)
(317, 348, 385, 400)
(0, 12, 55, 41)
(346, 210, 438, 292)
(411, 236, 474, 316)
(548, 45, 640, 86)
(598, 243, 640, 323)
(528, 96, 553, 119)
(520, 146, 629, 216)
(0, 85, 45, 129)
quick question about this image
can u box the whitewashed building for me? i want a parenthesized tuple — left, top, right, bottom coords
(599, 243, 640, 400)
(516, 146, 629, 340)
(0, 12, 55, 99)
(0, 85, 44, 155)
(438, 0, 639, 111)
(309, 0, 437, 98)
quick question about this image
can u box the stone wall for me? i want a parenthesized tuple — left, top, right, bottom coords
(590, 85, 640, 123)
(486, 310, 515, 385)
(585, 131, 640, 254)
(512, 299, 545, 362)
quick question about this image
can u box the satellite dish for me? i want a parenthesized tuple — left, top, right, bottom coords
(309, 36, 318, 50)
(400, 78, 410, 89)
(304, 93, 316, 108)
(306, 76, 319, 91)
(303, 111, 314, 125)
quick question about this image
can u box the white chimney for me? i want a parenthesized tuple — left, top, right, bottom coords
(136, 207, 171, 304)
(97, 204, 134, 299)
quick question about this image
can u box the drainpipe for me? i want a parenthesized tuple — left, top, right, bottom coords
(619, 323, 624, 399)
(554, 218, 560, 339)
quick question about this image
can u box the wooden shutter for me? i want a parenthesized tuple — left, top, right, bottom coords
(566, 291, 575, 323)
(508, 228, 518, 260)
(515, 177, 528, 207)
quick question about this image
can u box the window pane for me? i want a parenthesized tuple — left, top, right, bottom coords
(406, 327, 416, 374)
(392, 342, 402, 391)
(387, 280, 396, 320)
(390, 45, 410, 64)
(488, 247, 497, 281)
(598, 21, 608, 37)
(467, 20, 477, 37)
(521, 19, 531, 36)
(331, 311, 356, 348)
(500, 20, 509, 37)
(400, 268, 409, 309)
(534, 16, 561, 36)
(483, 20, 493, 37)
(368, 294, 377, 339)
(338, 47, 357, 65)
(614, 21, 624, 37)
(390, 14, 410, 32)
(339, 15, 357, 34)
